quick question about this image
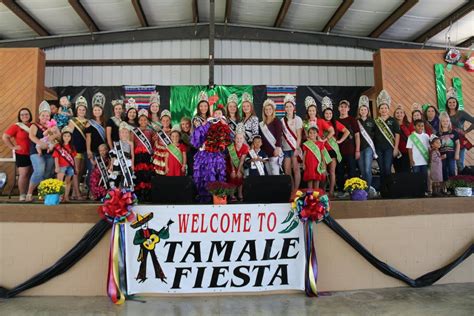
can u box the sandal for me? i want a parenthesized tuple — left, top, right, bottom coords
(25, 194, 33, 202)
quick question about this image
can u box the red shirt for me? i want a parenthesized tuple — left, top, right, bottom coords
(4, 123, 31, 155)
(52, 144, 77, 168)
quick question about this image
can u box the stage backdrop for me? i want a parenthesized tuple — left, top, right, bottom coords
(125, 204, 305, 294)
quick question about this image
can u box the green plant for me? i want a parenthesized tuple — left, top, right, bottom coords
(206, 181, 236, 197)
(446, 175, 474, 189)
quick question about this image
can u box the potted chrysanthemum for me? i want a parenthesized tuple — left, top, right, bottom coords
(344, 177, 368, 201)
(446, 175, 474, 197)
(38, 178, 65, 205)
(207, 181, 236, 205)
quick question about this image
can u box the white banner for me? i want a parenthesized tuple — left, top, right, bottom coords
(125, 204, 305, 294)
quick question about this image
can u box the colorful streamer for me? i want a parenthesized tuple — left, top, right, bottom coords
(452, 77, 464, 110)
(434, 64, 447, 112)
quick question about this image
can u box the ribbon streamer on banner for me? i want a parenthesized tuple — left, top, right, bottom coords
(434, 64, 447, 112)
(452, 77, 464, 110)
(304, 222, 318, 296)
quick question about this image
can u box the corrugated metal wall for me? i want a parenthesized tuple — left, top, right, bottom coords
(44, 39, 374, 87)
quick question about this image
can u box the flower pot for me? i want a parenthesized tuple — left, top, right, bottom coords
(350, 189, 368, 201)
(213, 195, 227, 205)
(44, 193, 61, 206)
(454, 187, 472, 197)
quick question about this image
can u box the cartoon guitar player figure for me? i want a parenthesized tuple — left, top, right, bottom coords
(131, 212, 174, 283)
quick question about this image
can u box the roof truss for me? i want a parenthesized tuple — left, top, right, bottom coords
(131, 0, 148, 27)
(274, 0, 292, 28)
(224, 0, 232, 23)
(322, 0, 354, 33)
(0, 0, 49, 36)
(369, 0, 419, 38)
(68, 0, 99, 33)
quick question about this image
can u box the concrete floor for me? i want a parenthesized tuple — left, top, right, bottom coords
(0, 283, 473, 316)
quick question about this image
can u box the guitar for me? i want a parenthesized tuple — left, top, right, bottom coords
(141, 219, 174, 251)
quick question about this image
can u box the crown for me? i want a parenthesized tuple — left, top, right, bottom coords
(92, 92, 105, 108)
(411, 103, 422, 112)
(119, 121, 132, 131)
(160, 109, 171, 119)
(198, 91, 208, 102)
(227, 93, 238, 105)
(170, 125, 181, 134)
(138, 109, 149, 117)
(306, 121, 319, 131)
(284, 94, 296, 105)
(38, 100, 51, 114)
(235, 123, 245, 135)
(263, 98, 276, 108)
(149, 93, 160, 105)
(111, 99, 124, 107)
(321, 96, 333, 111)
(304, 96, 317, 110)
(75, 96, 88, 108)
(446, 87, 457, 100)
(376, 90, 391, 108)
(358, 95, 369, 108)
(61, 126, 73, 134)
(126, 98, 138, 111)
(242, 92, 253, 103)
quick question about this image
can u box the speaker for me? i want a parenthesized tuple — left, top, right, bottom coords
(460, 166, 474, 176)
(380, 172, 426, 199)
(243, 175, 292, 203)
(151, 176, 195, 204)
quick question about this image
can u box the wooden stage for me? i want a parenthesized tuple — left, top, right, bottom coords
(0, 197, 472, 296)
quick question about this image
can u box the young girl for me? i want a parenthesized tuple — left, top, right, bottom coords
(89, 144, 110, 200)
(55, 96, 73, 130)
(133, 109, 154, 201)
(166, 128, 187, 176)
(109, 123, 134, 189)
(437, 112, 460, 185)
(281, 94, 303, 192)
(153, 110, 172, 175)
(148, 93, 161, 131)
(53, 128, 77, 202)
(227, 125, 249, 201)
(302, 125, 330, 190)
(126, 98, 139, 127)
(429, 135, 444, 196)
(241, 93, 259, 144)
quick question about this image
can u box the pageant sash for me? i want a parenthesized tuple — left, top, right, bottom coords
(114, 141, 134, 189)
(228, 118, 238, 139)
(71, 118, 87, 141)
(303, 141, 326, 175)
(156, 130, 172, 146)
(167, 144, 183, 166)
(281, 117, 298, 151)
(149, 120, 162, 132)
(228, 144, 240, 169)
(409, 133, 429, 163)
(132, 127, 153, 155)
(375, 117, 395, 148)
(192, 116, 205, 128)
(111, 117, 122, 128)
(89, 119, 106, 142)
(260, 122, 277, 150)
(15, 122, 30, 133)
(327, 137, 342, 163)
(357, 120, 378, 159)
(95, 155, 110, 189)
(248, 149, 265, 176)
(54, 145, 76, 169)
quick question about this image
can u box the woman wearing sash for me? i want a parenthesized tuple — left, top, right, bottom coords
(106, 100, 124, 150)
(424, 105, 440, 134)
(242, 93, 259, 144)
(374, 90, 400, 185)
(393, 106, 411, 173)
(3, 108, 33, 201)
(226, 93, 241, 138)
(321, 97, 350, 197)
(192, 94, 232, 202)
(68, 96, 89, 200)
(226, 124, 249, 201)
(126, 98, 139, 127)
(133, 109, 154, 201)
(152, 110, 172, 176)
(260, 99, 283, 175)
(446, 88, 473, 171)
(357, 96, 376, 192)
(26, 101, 56, 202)
(190, 95, 211, 175)
(148, 93, 161, 131)
(302, 96, 335, 141)
(281, 94, 303, 192)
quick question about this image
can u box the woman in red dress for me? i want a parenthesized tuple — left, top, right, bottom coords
(226, 126, 249, 201)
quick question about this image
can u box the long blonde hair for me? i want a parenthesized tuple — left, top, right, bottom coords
(262, 104, 276, 124)
(439, 111, 452, 132)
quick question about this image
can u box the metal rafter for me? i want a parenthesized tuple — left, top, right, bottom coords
(0, 0, 49, 36)
(224, 0, 232, 23)
(458, 36, 473, 48)
(68, 0, 99, 33)
(274, 0, 292, 28)
(369, 0, 418, 38)
(131, 0, 148, 27)
(414, 1, 474, 43)
(192, 0, 199, 23)
(322, 0, 353, 33)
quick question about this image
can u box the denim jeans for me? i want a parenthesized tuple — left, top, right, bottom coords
(412, 164, 428, 181)
(457, 148, 465, 172)
(442, 157, 457, 181)
(376, 148, 393, 185)
(30, 153, 55, 185)
(358, 147, 374, 189)
(336, 153, 357, 190)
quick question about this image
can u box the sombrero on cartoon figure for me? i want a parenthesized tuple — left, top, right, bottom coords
(131, 212, 154, 228)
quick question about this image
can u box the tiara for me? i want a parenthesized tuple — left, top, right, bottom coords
(149, 93, 160, 105)
(446, 87, 457, 100)
(304, 96, 317, 110)
(61, 126, 73, 133)
(411, 103, 422, 112)
(138, 109, 149, 117)
(160, 109, 171, 119)
(111, 99, 124, 107)
(284, 94, 296, 105)
(263, 98, 275, 108)
(321, 96, 333, 111)
(242, 92, 253, 103)
(358, 95, 369, 108)
(75, 96, 88, 108)
(235, 123, 245, 135)
(126, 98, 138, 111)
(198, 91, 208, 102)
(227, 93, 238, 105)
(119, 121, 132, 131)
(38, 100, 51, 114)
(376, 90, 391, 108)
(92, 92, 105, 108)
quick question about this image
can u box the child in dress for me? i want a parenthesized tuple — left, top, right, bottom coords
(429, 135, 445, 197)
(153, 110, 172, 175)
(53, 128, 77, 202)
(166, 129, 187, 176)
(245, 135, 268, 176)
(227, 126, 249, 201)
(37, 119, 60, 155)
(302, 125, 330, 190)
(109, 123, 135, 189)
(55, 96, 73, 130)
(89, 144, 110, 200)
